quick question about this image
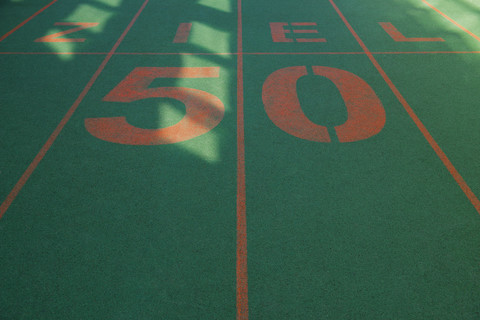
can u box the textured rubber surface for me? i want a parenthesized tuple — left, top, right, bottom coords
(1, 0, 480, 318)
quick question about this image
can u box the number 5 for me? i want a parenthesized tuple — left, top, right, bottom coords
(85, 67, 225, 145)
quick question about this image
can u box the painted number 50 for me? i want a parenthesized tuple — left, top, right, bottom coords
(86, 66, 385, 144)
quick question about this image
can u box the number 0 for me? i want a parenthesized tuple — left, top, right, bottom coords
(262, 66, 386, 142)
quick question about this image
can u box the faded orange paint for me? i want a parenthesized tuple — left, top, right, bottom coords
(85, 67, 224, 145)
(262, 66, 385, 143)
(0, 0, 58, 42)
(35, 22, 99, 42)
(263, 66, 330, 141)
(379, 22, 444, 42)
(296, 38, 327, 43)
(270, 22, 327, 42)
(0, 0, 150, 219)
(270, 22, 326, 43)
(291, 22, 317, 26)
(237, 1, 248, 319)
(270, 22, 293, 43)
(173, 23, 192, 43)
(312, 66, 385, 142)
(293, 29, 319, 34)
(422, 0, 480, 43)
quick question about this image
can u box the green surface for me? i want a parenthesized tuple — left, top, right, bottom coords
(243, 53, 480, 318)
(0, 0, 52, 36)
(242, 0, 360, 53)
(336, 0, 480, 52)
(118, 0, 236, 53)
(1, 54, 237, 318)
(376, 53, 480, 196)
(0, 0, 142, 53)
(0, 54, 104, 197)
(426, 0, 480, 36)
(1, 0, 480, 318)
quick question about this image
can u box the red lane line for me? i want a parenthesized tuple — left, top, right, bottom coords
(291, 22, 317, 26)
(0, 52, 231, 55)
(0, 51, 361, 56)
(0, 0, 150, 219)
(236, 0, 248, 319)
(115, 51, 363, 55)
(373, 51, 480, 54)
(328, 0, 480, 214)
(293, 29, 319, 33)
(115, 52, 234, 55)
(245, 51, 364, 55)
(422, 0, 480, 42)
(4, 51, 480, 56)
(0, 0, 57, 42)
(0, 52, 107, 55)
(296, 38, 327, 43)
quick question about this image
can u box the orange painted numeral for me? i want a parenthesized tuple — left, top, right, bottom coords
(85, 67, 225, 145)
(35, 22, 99, 42)
(262, 66, 386, 142)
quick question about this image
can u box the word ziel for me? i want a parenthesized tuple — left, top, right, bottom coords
(86, 66, 386, 145)
(35, 21, 445, 44)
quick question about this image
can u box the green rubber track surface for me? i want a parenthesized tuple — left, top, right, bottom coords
(1, 0, 480, 318)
